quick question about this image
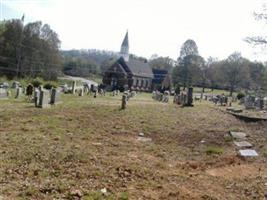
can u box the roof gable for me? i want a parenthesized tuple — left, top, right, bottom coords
(118, 57, 154, 78)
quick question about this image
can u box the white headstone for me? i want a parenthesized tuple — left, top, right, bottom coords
(229, 131, 247, 139)
(234, 141, 253, 148)
(137, 137, 152, 142)
(239, 149, 258, 157)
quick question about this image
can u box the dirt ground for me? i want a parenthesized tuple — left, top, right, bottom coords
(0, 93, 266, 199)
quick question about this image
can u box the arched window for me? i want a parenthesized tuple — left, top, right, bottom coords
(141, 79, 144, 87)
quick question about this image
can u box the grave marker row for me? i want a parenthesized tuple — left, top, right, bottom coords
(173, 87, 193, 106)
(34, 88, 61, 108)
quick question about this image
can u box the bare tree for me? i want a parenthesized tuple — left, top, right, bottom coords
(245, 3, 267, 46)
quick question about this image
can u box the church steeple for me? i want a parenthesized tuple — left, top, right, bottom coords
(120, 31, 129, 62)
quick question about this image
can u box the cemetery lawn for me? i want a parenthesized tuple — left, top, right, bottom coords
(0, 93, 267, 200)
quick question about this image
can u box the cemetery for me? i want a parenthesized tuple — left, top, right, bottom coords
(0, 84, 267, 199)
(1, 1, 267, 198)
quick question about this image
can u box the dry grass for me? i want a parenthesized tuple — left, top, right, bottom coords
(0, 93, 266, 199)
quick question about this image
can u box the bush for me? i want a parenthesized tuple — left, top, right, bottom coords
(43, 82, 58, 90)
(31, 77, 44, 88)
(237, 92, 245, 100)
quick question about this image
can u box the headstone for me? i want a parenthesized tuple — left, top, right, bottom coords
(72, 81, 76, 94)
(187, 87, 193, 106)
(130, 91, 136, 98)
(15, 87, 22, 99)
(175, 86, 180, 95)
(38, 90, 50, 108)
(244, 96, 255, 109)
(0, 88, 8, 99)
(234, 141, 253, 148)
(0, 82, 9, 89)
(137, 137, 152, 142)
(173, 94, 181, 104)
(239, 149, 258, 157)
(139, 132, 145, 137)
(78, 88, 84, 96)
(12, 81, 20, 88)
(26, 84, 34, 97)
(34, 89, 40, 107)
(229, 131, 247, 139)
(162, 91, 169, 103)
(255, 98, 264, 110)
(121, 94, 127, 109)
(50, 88, 61, 105)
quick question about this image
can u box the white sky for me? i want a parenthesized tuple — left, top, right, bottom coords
(1, 0, 267, 61)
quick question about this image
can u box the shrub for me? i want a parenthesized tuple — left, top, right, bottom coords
(237, 92, 245, 100)
(31, 77, 44, 88)
(43, 82, 58, 90)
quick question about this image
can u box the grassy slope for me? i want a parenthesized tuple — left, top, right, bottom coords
(0, 93, 266, 199)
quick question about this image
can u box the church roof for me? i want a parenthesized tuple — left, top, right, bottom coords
(121, 32, 129, 47)
(118, 57, 154, 78)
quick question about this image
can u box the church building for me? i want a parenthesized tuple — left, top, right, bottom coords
(103, 32, 154, 91)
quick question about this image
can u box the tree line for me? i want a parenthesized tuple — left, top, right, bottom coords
(0, 18, 61, 80)
(0, 16, 266, 95)
(172, 39, 267, 96)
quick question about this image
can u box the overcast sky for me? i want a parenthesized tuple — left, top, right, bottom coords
(1, 0, 266, 61)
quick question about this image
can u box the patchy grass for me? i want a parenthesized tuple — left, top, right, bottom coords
(0, 92, 266, 199)
(205, 146, 224, 155)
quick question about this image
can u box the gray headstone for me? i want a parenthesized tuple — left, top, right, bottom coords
(121, 94, 127, 109)
(72, 81, 76, 94)
(78, 88, 84, 96)
(244, 96, 255, 109)
(38, 90, 50, 108)
(239, 149, 258, 157)
(0, 88, 8, 99)
(34, 89, 40, 107)
(255, 98, 264, 110)
(234, 141, 253, 148)
(15, 88, 22, 99)
(229, 131, 247, 139)
(50, 88, 61, 105)
(187, 87, 193, 106)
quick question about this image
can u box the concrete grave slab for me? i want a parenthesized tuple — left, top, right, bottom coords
(229, 131, 247, 139)
(234, 141, 253, 148)
(232, 108, 243, 113)
(137, 137, 152, 142)
(226, 107, 235, 111)
(239, 149, 258, 157)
